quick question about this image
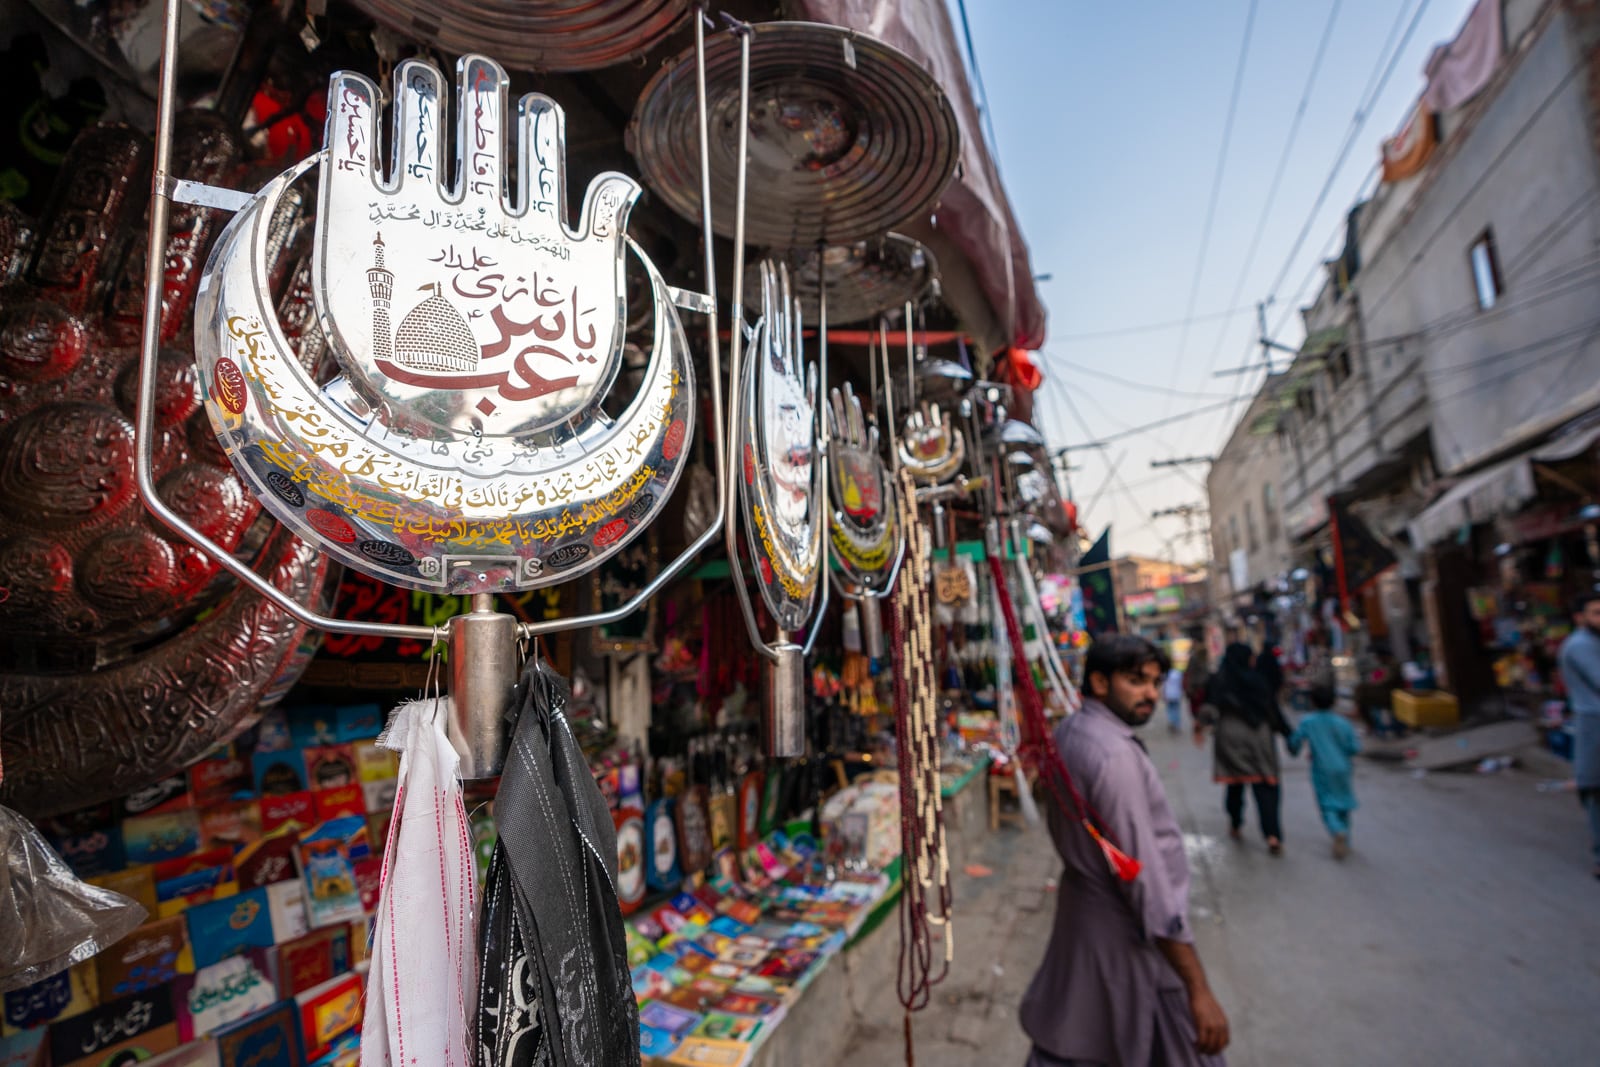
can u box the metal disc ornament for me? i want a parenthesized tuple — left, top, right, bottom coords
(630, 21, 960, 248)
(827, 383, 899, 593)
(750, 235, 936, 327)
(736, 262, 823, 633)
(347, 0, 689, 72)
(195, 56, 693, 593)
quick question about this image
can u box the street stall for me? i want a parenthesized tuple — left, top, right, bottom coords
(0, 1, 1051, 1065)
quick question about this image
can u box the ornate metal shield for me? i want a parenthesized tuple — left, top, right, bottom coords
(736, 262, 822, 632)
(194, 56, 692, 593)
(827, 383, 899, 594)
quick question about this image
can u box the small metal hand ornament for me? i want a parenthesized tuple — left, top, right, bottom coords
(898, 401, 966, 484)
(827, 382, 898, 590)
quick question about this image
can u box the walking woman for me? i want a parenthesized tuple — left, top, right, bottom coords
(1199, 643, 1288, 853)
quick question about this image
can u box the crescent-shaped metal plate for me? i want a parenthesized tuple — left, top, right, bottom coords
(737, 263, 822, 632)
(194, 158, 693, 594)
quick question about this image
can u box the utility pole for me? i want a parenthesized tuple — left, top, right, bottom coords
(1152, 502, 1215, 639)
(1213, 299, 1299, 378)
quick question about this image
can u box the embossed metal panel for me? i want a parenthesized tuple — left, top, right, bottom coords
(194, 57, 693, 594)
(630, 21, 960, 248)
(750, 234, 936, 327)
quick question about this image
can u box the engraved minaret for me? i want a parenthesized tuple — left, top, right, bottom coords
(368, 233, 394, 362)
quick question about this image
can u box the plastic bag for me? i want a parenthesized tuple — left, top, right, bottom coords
(0, 804, 147, 993)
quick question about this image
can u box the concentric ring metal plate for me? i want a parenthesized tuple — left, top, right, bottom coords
(748, 234, 935, 326)
(630, 21, 960, 248)
(347, 0, 689, 72)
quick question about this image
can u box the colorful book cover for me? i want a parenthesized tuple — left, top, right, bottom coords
(213, 999, 302, 1067)
(713, 991, 783, 1017)
(122, 809, 201, 865)
(1, 963, 95, 1033)
(665, 1036, 752, 1065)
(146, 1039, 221, 1066)
(234, 832, 298, 889)
(173, 950, 278, 1041)
(0, 1026, 47, 1067)
(198, 800, 263, 852)
(265, 880, 310, 943)
(293, 816, 368, 928)
(121, 772, 194, 818)
(351, 739, 399, 783)
(95, 914, 190, 997)
(304, 744, 358, 791)
(273, 926, 351, 999)
(335, 703, 384, 742)
(48, 823, 125, 879)
(662, 986, 713, 1013)
(638, 1023, 683, 1058)
(353, 855, 383, 914)
(312, 784, 366, 822)
(288, 705, 340, 749)
(294, 973, 363, 1059)
(154, 848, 236, 902)
(694, 1012, 768, 1043)
(189, 756, 253, 807)
(252, 709, 293, 753)
(630, 967, 676, 1000)
(707, 916, 751, 939)
(185, 887, 275, 968)
(252, 748, 308, 797)
(361, 777, 397, 815)
(637, 999, 702, 1036)
(48, 987, 177, 1067)
(259, 791, 316, 836)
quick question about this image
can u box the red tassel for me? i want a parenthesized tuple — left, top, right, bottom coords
(1083, 819, 1142, 882)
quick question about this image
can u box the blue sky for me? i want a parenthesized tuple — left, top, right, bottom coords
(953, 0, 1478, 561)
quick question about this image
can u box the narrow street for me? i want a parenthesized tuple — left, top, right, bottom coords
(842, 727, 1600, 1066)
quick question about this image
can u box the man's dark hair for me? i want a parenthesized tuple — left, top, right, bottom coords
(1082, 634, 1170, 694)
(1307, 684, 1336, 710)
(1571, 589, 1600, 617)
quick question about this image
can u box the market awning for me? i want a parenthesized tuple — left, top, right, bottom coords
(1531, 417, 1600, 462)
(793, 0, 1046, 350)
(1407, 453, 1536, 547)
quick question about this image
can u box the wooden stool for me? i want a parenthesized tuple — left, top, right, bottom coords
(989, 772, 1023, 832)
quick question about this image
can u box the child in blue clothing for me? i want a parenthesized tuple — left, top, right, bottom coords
(1287, 684, 1361, 859)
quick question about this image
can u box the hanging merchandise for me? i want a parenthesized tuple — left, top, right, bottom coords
(643, 795, 681, 893)
(476, 660, 638, 1065)
(0, 805, 147, 993)
(361, 692, 477, 1066)
(988, 555, 1141, 883)
(888, 465, 954, 1016)
(614, 806, 647, 915)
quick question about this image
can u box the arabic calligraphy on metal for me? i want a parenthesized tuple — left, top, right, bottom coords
(194, 56, 693, 593)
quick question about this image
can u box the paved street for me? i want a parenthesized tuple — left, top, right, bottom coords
(840, 725, 1600, 1066)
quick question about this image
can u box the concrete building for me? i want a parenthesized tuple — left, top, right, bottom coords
(1206, 379, 1294, 619)
(1219, 0, 1600, 698)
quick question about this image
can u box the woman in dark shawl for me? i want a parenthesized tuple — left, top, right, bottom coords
(1200, 643, 1287, 853)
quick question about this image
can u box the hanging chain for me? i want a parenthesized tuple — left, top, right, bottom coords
(892, 467, 953, 1020)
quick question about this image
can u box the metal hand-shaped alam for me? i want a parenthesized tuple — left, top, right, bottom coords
(196, 56, 693, 595)
(898, 401, 967, 485)
(135, 0, 732, 649)
(827, 382, 902, 596)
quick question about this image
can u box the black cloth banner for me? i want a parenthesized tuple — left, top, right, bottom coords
(1330, 497, 1397, 608)
(1078, 527, 1118, 634)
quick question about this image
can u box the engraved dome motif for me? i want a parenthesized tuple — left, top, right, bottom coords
(393, 284, 479, 373)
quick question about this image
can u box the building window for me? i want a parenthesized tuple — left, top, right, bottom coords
(1470, 229, 1504, 310)
(1263, 484, 1279, 539)
(1328, 345, 1353, 389)
(1245, 502, 1259, 552)
(1230, 516, 1241, 557)
(1296, 383, 1317, 421)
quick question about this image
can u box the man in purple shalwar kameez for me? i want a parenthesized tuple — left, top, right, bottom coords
(1020, 635, 1230, 1067)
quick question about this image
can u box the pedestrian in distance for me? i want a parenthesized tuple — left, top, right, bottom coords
(1286, 684, 1361, 860)
(1197, 643, 1290, 854)
(1164, 663, 1186, 735)
(1020, 634, 1229, 1067)
(1556, 589, 1600, 880)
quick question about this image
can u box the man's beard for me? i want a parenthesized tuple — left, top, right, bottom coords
(1105, 695, 1156, 727)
